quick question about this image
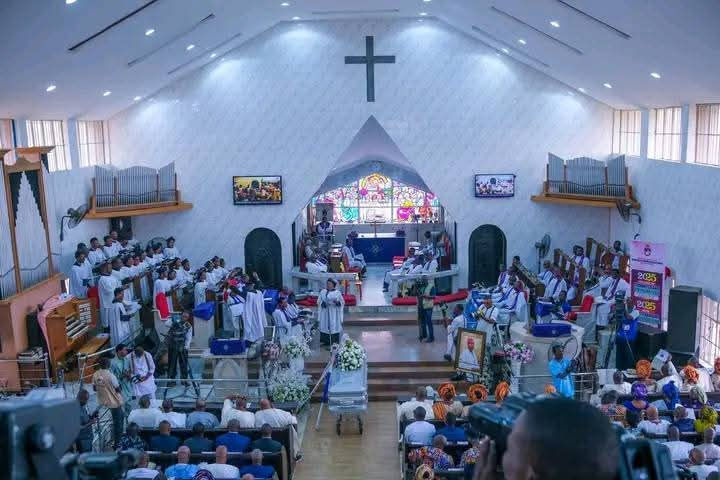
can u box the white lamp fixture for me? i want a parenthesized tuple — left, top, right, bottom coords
(145, 28, 155, 36)
(186, 44, 195, 51)
(103, 91, 112, 97)
(419, 12, 428, 16)
(281, 2, 290, 5)
(423, 0, 432, 2)
(292, 16, 301, 20)
(550, 20, 560, 28)
(46, 85, 57, 92)
(603, 83, 612, 89)
(518, 38, 527, 45)
(66, 0, 77, 4)
(650, 72, 661, 79)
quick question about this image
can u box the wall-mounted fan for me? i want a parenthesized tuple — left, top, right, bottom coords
(616, 200, 642, 239)
(59, 205, 88, 242)
(534, 233, 551, 273)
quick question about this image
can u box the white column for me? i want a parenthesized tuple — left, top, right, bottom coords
(681, 104, 692, 163)
(66, 119, 81, 169)
(639, 109, 649, 161)
(13, 119, 29, 147)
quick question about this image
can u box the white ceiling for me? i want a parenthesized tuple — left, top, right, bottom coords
(0, 0, 718, 120)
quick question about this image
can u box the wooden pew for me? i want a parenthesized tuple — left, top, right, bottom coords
(552, 248, 587, 306)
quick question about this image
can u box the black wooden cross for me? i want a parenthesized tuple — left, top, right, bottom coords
(344, 36, 395, 102)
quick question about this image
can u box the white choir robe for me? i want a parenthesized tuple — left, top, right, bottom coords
(153, 278, 173, 308)
(226, 293, 245, 337)
(88, 248, 106, 266)
(584, 274, 612, 297)
(175, 268, 193, 287)
(70, 263, 89, 299)
(119, 266, 136, 302)
(137, 264, 152, 303)
(495, 271, 510, 291)
(610, 248, 623, 269)
(498, 290, 528, 326)
(492, 287, 513, 306)
(594, 278, 630, 327)
(342, 245, 365, 269)
(572, 255, 591, 273)
(475, 305, 500, 346)
(318, 288, 344, 335)
(102, 244, 120, 258)
(108, 301, 132, 347)
(131, 351, 157, 398)
(243, 290, 267, 343)
(194, 281, 208, 306)
(273, 308, 301, 345)
(446, 314, 466, 357)
(163, 246, 180, 259)
(254, 408, 300, 456)
(384, 258, 415, 285)
(98, 274, 121, 328)
(423, 259, 439, 274)
(545, 278, 567, 301)
(539, 269, 554, 287)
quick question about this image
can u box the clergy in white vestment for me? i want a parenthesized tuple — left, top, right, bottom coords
(254, 399, 301, 459)
(243, 281, 267, 343)
(494, 265, 511, 292)
(342, 237, 366, 270)
(109, 288, 133, 347)
(539, 260, 554, 287)
(272, 297, 301, 345)
(585, 265, 613, 297)
(383, 248, 416, 291)
(163, 237, 180, 260)
(98, 262, 121, 328)
(475, 295, 500, 346)
(498, 282, 528, 326)
(594, 269, 630, 327)
(305, 255, 328, 292)
(198, 446, 240, 479)
(220, 396, 256, 428)
(610, 240, 624, 269)
(70, 250, 90, 299)
(422, 252, 438, 274)
(130, 345, 157, 399)
(458, 337, 481, 372)
(544, 269, 568, 301)
(226, 286, 245, 337)
(445, 304, 468, 360)
(572, 246, 591, 277)
(318, 279, 344, 345)
(102, 235, 120, 258)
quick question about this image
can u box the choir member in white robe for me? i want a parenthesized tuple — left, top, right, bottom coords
(194, 271, 209, 306)
(88, 237, 106, 265)
(119, 257, 137, 302)
(254, 399, 301, 459)
(318, 279, 344, 345)
(544, 269, 567, 301)
(134, 254, 152, 303)
(153, 268, 173, 309)
(594, 269, 630, 327)
(243, 282, 267, 343)
(539, 260, 554, 286)
(175, 259, 193, 286)
(102, 235, 120, 258)
(445, 304, 467, 360)
(109, 288, 133, 347)
(70, 250, 90, 299)
(163, 237, 180, 259)
(98, 263, 121, 328)
(272, 297, 301, 345)
(131, 346, 157, 399)
(216, 258, 230, 279)
(226, 286, 245, 337)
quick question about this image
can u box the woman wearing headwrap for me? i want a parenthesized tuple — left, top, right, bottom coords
(462, 384, 489, 417)
(432, 383, 463, 421)
(622, 383, 649, 412)
(684, 385, 707, 410)
(633, 359, 657, 393)
(711, 357, 720, 392)
(495, 381, 510, 404)
(695, 405, 718, 433)
(650, 380, 681, 411)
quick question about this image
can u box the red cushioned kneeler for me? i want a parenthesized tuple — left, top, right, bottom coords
(434, 289, 469, 305)
(392, 297, 418, 306)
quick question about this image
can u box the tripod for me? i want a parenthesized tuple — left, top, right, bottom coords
(159, 336, 200, 399)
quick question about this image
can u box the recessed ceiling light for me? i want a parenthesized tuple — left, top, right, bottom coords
(103, 91, 112, 97)
(550, 20, 560, 28)
(578, 87, 586, 93)
(292, 16, 301, 20)
(419, 12, 428, 16)
(46, 85, 57, 92)
(281, 1, 290, 5)
(423, 0, 432, 2)
(210, 53, 217, 59)
(186, 44, 195, 51)
(650, 72, 661, 79)
(501, 48, 509, 54)
(603, 83, 612, 89)
(133, 96, 142, 101)
(66, 0, 77, 4)
(518, 38, 527, 45)
(417, 18, 424, 22)
(145, 28, 155, 36)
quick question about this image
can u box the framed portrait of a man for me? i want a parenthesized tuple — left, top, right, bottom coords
(454, 328, 486, 375)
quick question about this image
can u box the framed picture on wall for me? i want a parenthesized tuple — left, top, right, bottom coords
(474, 174, 516, 198)
(233, 176, 283, 205)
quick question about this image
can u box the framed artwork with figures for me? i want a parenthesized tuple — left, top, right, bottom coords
(233, 176, 283, 205)
(454, 328, 486, 375)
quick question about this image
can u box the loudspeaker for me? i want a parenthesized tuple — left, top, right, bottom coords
(634, 324, 667, 360)
(666, 285, 703, 359)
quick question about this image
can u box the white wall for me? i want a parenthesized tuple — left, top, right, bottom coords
(108, 18, 615, 286)
(611, 156, 720, 298)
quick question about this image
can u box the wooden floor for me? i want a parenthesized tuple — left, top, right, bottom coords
(294, 401, 399, 480)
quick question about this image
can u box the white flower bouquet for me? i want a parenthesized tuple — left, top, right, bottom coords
(335, 337, 367, 371)
(503, 341, 535, 364)
(283, 335, 311, 359)
(268, 368, 310, 403)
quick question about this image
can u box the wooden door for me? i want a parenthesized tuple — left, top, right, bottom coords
(468, 225, 506, 288)
(244, 228, 282, 290)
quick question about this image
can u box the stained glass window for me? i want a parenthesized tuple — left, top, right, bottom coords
(312, 174, 440, 224)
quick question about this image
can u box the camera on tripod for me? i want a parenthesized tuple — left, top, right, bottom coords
(465, 393, 679, 479)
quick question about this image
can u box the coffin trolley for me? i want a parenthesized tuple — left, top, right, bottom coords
(328, 360, 368, 435)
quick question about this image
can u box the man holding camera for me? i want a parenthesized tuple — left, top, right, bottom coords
(163, 311, 193, 387)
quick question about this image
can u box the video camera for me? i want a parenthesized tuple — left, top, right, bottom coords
(0, 398, 139, 480)
(466, 393, 680, 480)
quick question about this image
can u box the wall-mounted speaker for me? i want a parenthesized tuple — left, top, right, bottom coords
(666, 285, 703, 361)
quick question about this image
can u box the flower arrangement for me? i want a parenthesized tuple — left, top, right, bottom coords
(503, 341, 535, 364)
(262, 340, 280, 361)
(267, 368, 310, 403)
(335, 337, 366, 371)
(283, 336, 311, 359)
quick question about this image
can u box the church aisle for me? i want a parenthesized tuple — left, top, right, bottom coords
(293, 401, 399, 480)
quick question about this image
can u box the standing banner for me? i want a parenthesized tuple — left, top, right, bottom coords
(630, 241, 666, 328)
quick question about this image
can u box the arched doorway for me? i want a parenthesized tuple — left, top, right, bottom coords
(244, 228, 282, 290)
(468, 225, 506, 287)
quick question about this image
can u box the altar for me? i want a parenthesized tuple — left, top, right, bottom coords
(509, 321, 585, 393)
(353, 233, 405, 263)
